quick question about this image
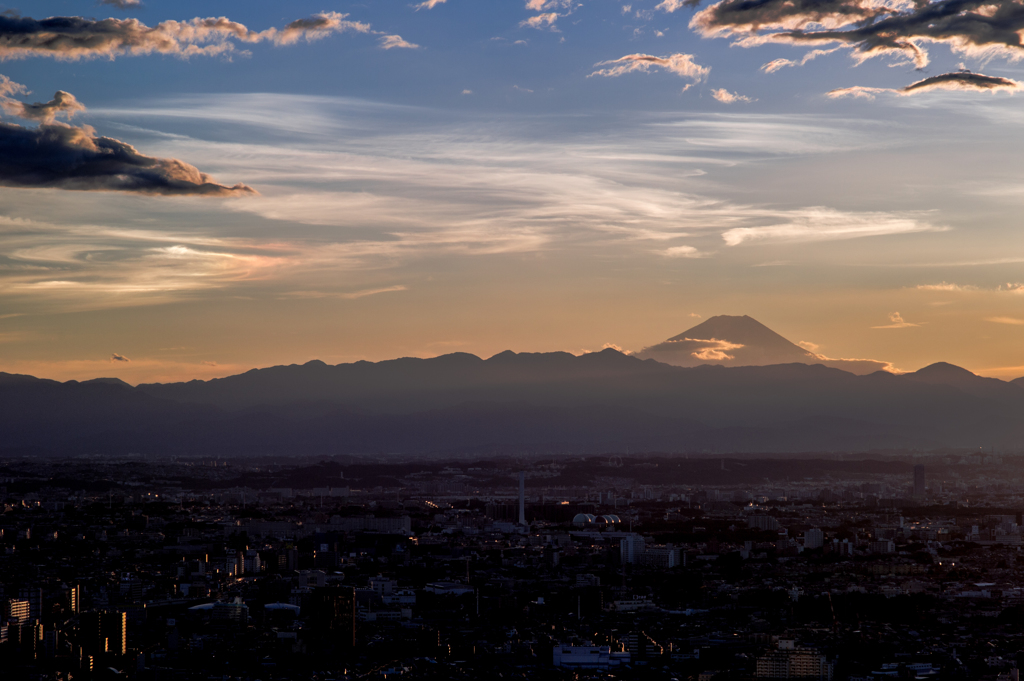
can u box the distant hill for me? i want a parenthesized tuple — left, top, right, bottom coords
(3, 347, 1024, 456)
(634, 315, 892, 375)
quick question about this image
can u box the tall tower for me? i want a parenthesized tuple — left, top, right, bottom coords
(518, 472, 526, 526)
(913, 464, 925, 499)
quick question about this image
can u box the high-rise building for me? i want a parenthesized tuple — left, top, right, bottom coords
(69, 585, 81, 614)
(5, 598, 30, 624)
(620, 534, 645, 564)
(804, 528, 824, 549)
(80, 610, 127, 656)
(307, 586, 355, 647)
(913, 465, 926, 499)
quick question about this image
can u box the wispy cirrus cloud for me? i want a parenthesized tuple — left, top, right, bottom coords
(415, 0, 447, 9)
(0, 12, 372, 61)
(721, 208, 940, 246)
(99, 0, 142, 9)
(110, 352, 130, 362)
(761, 48, 844, 73)
(987, 316, 1024, 325)
(589, 53, 709, 90)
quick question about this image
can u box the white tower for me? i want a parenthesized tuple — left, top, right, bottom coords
(519, 471, 526, 526)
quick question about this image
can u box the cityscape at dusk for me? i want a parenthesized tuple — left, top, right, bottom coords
(6, 1, 1024, 680)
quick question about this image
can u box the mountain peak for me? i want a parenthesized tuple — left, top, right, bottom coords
(636, 314, 892, 376)
(912, 362, 976, 379)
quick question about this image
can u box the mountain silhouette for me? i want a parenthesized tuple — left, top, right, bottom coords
(634, 315, 892, 375)
(3, 344, 1024, 455)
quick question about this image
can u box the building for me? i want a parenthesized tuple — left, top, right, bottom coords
(80, 611, 127, 656)
(749, 516, 780, 532)
(638, 544, 681, 568)
(620, 534, 645, 564)
(212, 598, 249, 627)
(519, 471, 527, 526)
(5, 598, 30, 624)
(804, 528, 824, 549)
(307, 586, 356, 647)
(913, 465, 926, 499)
(553, 645, 631, 668)
(756, 642, 832, 680)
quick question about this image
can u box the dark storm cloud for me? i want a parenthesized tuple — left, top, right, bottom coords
(0, 12, 369, 60)
(682, 0, 1024, 70)
(828, 70, 1021, 98)
(0, 121, 256, 196)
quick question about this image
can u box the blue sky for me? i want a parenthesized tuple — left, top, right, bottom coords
(2, 0, 1024, 382)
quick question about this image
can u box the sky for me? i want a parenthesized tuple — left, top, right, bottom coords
(2, 0, 1024, 383)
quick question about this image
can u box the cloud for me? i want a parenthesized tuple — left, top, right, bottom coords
(284, 285, 408, 299)
(0, 118, 255, 196)
(0, 75, 253, 197)
(987, 316, 1024, 325)
(711, 88, 753, 103)
(589, 53, 710, 87)
(656, 0, 698, 11)
(110, 353, 130, 362)
(415, 0, 448, 9)
(872, 311, 919, 329)
(462, 89, 473, 94)
(761, 48, 843, 73)
(520, 13, 560, 30)
(797, 340, 820, 352)
(1, 90, 85, 124)
(513, 84, 534, 92)
(721, 208, 939, 245)
(100, 0, 142, 8)
(688, 338, 745, 361)
(0, 12, 371, 61)
(379, 34, 419, 49)
(689, 313, 702, 318)
(915, 282, 976, 292)
(663, 245, 705, 257)
(828, 71, 1022, 100)
(689, 0, 1024, 77)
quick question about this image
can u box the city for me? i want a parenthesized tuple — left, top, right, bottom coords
(2, 452, 1024, 680)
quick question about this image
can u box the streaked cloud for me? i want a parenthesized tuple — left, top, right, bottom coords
(99, 0, 142, 8)
(590, 53, 709, 90)
(828, 72, 1022, 100)
(110, 352, 130, 362)
(761, 48, 843, 73)
(415, 0, 448, 9)
(721, 209, 939, 246)
(0, 12, 371, 61)
(987, 316, 1024, 325)
(872, 312, 919, 329)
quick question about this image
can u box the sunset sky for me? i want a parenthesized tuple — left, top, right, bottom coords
(3, 0, 1024, 383)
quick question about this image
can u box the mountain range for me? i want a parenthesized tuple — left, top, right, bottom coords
(2, 315, 1023, 456)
